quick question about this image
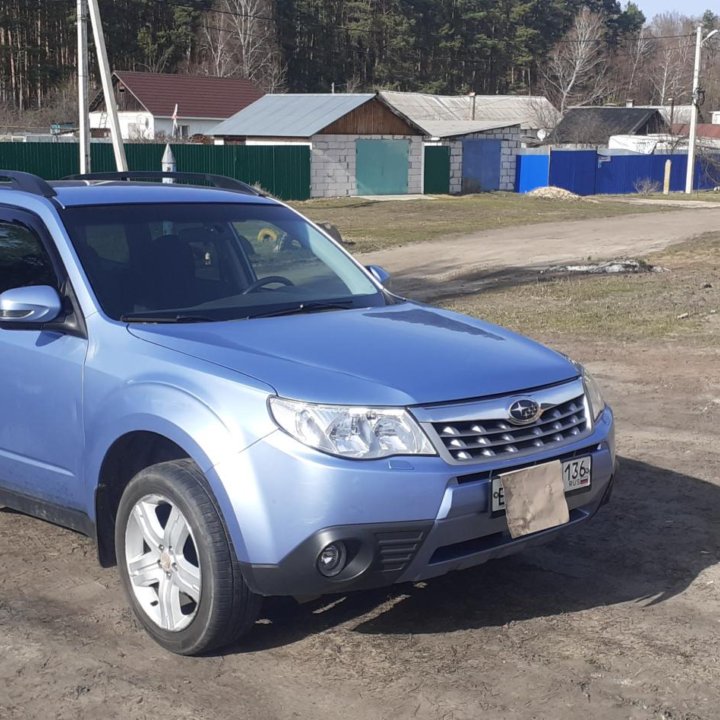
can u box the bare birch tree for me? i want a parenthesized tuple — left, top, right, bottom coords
(541, 8, 610, 114)
(648, 14, 694, 105)
(197, 0, 285, 91)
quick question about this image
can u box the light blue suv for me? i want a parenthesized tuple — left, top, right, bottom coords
(0, 170, 615, 654)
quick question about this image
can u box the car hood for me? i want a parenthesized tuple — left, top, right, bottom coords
(128, 303, 578, 406)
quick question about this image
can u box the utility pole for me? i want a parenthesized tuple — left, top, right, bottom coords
(76, 0, 90, 173)
(87, 0, 128, 171)
(685, 26, 718, 193)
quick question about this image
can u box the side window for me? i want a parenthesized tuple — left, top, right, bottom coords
(0, 221, 57, 294)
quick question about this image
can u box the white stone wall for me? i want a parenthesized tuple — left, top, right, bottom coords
(446, 126, 524, 193)
(310, 134, 424, 198)
(89, 112, 221, 140)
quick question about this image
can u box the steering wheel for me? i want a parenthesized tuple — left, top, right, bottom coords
(242, 275, 295, 294)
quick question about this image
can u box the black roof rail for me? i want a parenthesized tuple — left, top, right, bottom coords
(0, 170, 57, 198)
(63, 171, 263, 196)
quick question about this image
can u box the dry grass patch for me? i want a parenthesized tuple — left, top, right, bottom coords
(441, 233, 720, 344)
(290, 193, 669, 253)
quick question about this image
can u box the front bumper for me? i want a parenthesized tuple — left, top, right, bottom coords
(213, 407, 615, 598)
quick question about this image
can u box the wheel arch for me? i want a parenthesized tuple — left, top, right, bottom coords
(95, 431, 191, 567)
(86, 382, 270, 568)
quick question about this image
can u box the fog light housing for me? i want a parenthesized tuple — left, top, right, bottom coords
(317, 542, 347, 577)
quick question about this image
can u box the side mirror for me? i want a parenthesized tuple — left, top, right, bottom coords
(0, 285, 62, 326)
(366, 265, 392, 288)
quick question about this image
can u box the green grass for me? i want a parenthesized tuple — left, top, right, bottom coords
(289, 193, 670, 253)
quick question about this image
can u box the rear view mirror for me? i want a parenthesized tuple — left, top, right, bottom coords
(0, 285, 62, 326)
(366, 265, 392, 288)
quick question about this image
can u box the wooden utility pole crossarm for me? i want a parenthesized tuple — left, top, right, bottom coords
(87, 0, 128, 171)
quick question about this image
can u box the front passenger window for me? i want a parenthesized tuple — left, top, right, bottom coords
(0, 222, 57, 294)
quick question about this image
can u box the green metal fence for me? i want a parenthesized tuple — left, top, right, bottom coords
(0, 142, 311, 200)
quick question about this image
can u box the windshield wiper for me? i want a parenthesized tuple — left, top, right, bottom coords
(248, 301, 355, 320)
(120, 313, 215, 324)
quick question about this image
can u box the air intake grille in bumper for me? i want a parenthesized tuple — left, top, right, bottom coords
(431, 394, 588, 462)
(374, 529, 427, 573)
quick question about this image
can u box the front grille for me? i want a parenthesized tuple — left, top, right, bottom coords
(431, 393, 588, 462)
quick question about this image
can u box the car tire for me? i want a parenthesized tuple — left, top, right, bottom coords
(115, 459, 261, 655)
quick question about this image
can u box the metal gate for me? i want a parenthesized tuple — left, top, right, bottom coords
(356, 139, 409, 195)
(462, 139, 501, 192)
(423, 145, 450, 194)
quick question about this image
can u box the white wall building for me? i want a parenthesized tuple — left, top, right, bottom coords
(89, 71, 263, 141)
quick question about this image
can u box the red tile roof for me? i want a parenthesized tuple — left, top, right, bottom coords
(672, 123, 720, 138)
(112, 71, 264, 119)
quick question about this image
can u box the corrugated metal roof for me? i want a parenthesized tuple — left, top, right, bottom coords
(91, 71, 264, 119)
(211, 94, 376, 137)
(551, 107, 665, 144)
(673, 123, 720, 139)
(420, 119, 520, 138)
(644, 105, 694, 125)
(380, 91, 557, 133)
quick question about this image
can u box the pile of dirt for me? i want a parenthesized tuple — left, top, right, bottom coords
(528, 186, 582, 200)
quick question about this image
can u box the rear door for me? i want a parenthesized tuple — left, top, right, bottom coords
(0, 208, 87, 512)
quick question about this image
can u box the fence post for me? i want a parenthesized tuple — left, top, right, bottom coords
(161, 143, 176, 183)
(663, 159, 672, 195)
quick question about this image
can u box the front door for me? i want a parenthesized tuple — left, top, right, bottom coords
(0, 210, 87, 510)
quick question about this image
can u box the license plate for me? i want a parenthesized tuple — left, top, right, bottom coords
(491, 456, 592, 513)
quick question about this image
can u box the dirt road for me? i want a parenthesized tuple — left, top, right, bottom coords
(361, 205, 720, 299)
(2, 209, 719, 720)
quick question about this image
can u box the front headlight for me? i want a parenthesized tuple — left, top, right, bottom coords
(579, 366, 606, 421)
(268, 397, 436, 460)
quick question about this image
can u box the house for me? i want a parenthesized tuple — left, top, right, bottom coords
(379, 91, 558, 193)
(210, 94, 426, 197)
(671, 123, 720, 150)
(550, 107, 667, 147)
(89, 71, 264, 140)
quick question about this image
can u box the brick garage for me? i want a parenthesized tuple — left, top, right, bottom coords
(311, 134, 424, 197)
(448, 125, 524, 193)
(210, 94, 425, 198)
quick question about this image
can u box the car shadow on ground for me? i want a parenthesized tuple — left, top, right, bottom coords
(394, 264, 654, 305)
(237, 457, 720, 653)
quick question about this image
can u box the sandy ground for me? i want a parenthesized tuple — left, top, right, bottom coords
(361, 205, 720, 300)
(1, 209, 719, 720)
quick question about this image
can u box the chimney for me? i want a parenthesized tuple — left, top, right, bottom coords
(625, 99, 634, 108)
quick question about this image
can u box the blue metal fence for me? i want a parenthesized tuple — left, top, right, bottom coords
(548, 150, 597, 195)
(515, 154, 549, 193)
(523, 149, 720, 196)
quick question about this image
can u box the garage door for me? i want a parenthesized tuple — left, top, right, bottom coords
(356, 139, 409, 195)
(462, 139, 502, 192)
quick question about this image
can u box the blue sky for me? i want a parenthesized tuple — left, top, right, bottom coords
(634, 0, 713, 20)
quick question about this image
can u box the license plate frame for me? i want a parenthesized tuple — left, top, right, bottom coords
(491, 456, 592, 514)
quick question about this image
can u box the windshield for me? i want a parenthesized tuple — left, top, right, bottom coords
(61, 202, 384, 321)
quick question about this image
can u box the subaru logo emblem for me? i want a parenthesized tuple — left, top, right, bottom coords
(508, 399, 541, 425)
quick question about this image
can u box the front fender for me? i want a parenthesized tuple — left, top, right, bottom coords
(83, 380, 275, 550)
